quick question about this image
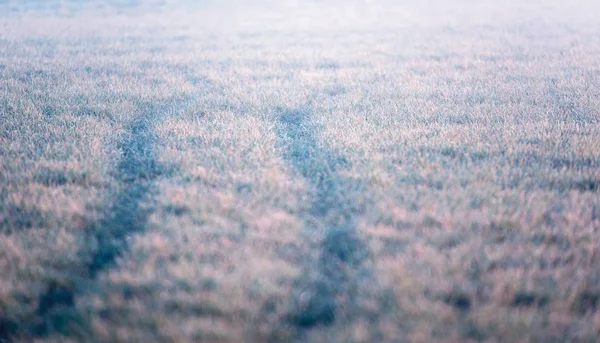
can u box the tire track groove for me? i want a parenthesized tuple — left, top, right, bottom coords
(3, 101, 172, 340)
(277, 106, 373, 333)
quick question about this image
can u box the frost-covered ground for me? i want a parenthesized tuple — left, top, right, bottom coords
(1, 1, 599, 341)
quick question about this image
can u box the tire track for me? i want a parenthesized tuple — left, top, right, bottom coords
(87, 108, 164, 278)
(34, 102, 166, 337)
(2, 100, 173, 340)
(277, 106, 373, 334)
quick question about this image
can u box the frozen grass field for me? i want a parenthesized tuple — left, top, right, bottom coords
(1, 0, 599, 342)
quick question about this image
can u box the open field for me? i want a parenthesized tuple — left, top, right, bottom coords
(1, 0, 599, 342)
